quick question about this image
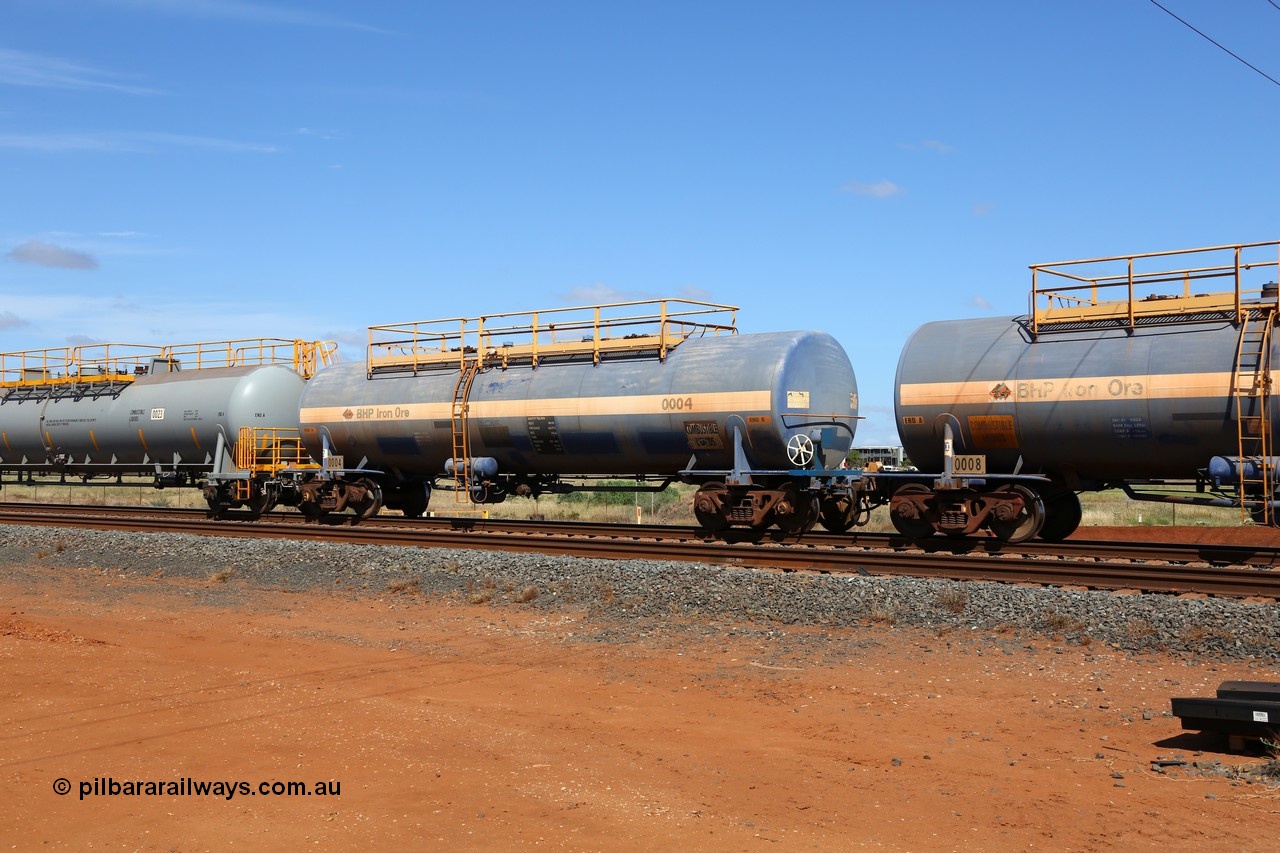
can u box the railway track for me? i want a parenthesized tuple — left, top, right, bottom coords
(2, 502, 1278, 599)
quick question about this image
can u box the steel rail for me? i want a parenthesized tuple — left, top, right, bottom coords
(2, 501, 1278, 568)
(1, 506, 1277, 598)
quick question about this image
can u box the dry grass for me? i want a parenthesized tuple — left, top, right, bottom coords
(866, 603, 901, 625)
(465, 577, 498, 605)
(209, 567, 236, 583)
(1121, 618, 1159, 642)
(1178, 623, 1236, 646)
(1078, 489, 1238, 528)
(474, 485, 1247, 531)
(0, 480, 208, 509)
(935, 585, 968, 614)
(1043, 610, 1086, 634)
(1, 476, 1252, 530)
(385, 578, 421, 595)
(34, 542, 65, 559)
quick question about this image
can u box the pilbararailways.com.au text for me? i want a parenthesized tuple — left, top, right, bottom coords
(58, 777, 341, 801)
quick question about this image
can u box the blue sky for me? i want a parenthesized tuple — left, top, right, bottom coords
(2, 0, 1278, 445)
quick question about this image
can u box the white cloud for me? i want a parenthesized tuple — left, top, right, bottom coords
(675, 285, 714, 302)
(553, 284, 722, 309)
(0, 290, 349, 355)
(0, 48, 159, 95)
(0, 131, 277, 153)
(899, 139, 955, 154)
(97, 0, 393, 34)
(972, 201, 995, 217)
(0, 310, 28, 330)
(557, 283, 645, 305)
(7, 240, 99, 270)
(841, 180, 902, 199)
(296, 127, 346, 140)
(969, 295, 993, 309)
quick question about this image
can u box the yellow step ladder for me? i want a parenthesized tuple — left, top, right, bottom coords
(449, 359, 481, 504)
(1233, 308, 1275, 523)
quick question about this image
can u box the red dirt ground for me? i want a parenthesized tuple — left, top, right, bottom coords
(1075, 525, 1280, 547)
(2, 532, 1279, 850)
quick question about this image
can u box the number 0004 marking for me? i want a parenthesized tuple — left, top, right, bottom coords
(662, 397, 694, 411)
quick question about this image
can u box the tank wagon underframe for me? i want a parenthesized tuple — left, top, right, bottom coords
(298, 299, 899, 535)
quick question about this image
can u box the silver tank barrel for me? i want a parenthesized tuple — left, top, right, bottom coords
(299, 331, 858, 477)
(895, 314, 1260, 482)
(0, 365, 306, 473)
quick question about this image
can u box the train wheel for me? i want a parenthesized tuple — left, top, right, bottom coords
(890, 483, 936, 539)
(1038, 492, 1082, 542)
(819, 495, 857, 533)
(245, 493, 272, 519)
(203, 486, 232, 519)
(987, 485, 1045, 544)
(349, 478, 384, 521)
(775, 492, 819, 535)
(298, 501, 324, 522)
(693, 483, 730, 531)
(401, 484, 430, 518)
(244, 483, 279, 519)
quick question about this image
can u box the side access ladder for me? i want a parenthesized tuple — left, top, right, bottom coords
(1233, 308, 1276, 523)
(449, 359, 481, 504)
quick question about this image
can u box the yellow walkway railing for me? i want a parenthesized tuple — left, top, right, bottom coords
(367, 299, 738, 376)
(1029, 240, 1279, 335)
(1, 338, 339, 389)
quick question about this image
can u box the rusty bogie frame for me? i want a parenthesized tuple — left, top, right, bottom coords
(889, 483, 1046, 544)
(296, 477, 383, 521)
(203, 426, 384, 522)
(691, 480, 828, 534)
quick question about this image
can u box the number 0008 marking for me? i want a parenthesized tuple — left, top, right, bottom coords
(952, 454, 987, 475)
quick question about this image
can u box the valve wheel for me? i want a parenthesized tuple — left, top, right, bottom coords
(786, 433, 816, 468)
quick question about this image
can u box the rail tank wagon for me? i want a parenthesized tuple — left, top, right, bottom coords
(0, 339, 337, 515)
(894, 240, 1280, 539)
(298, 300, 860, 530)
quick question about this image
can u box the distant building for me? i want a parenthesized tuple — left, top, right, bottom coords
(854, 445, 906, 468)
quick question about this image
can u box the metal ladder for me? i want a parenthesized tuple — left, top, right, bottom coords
(449, 359, 481, 504)
(1233, 308, 1275, 523)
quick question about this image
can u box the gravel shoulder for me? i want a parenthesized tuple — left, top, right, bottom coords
(2, 525, 1279, 849)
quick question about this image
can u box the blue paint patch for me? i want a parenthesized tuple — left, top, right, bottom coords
(638, 431, 689, 454)
(560, 432, 621, 454)
(377, 436, 422, 456)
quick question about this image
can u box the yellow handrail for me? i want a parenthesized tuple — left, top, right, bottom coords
(234, 426, 320, 474)
(1029, 240, 1279, 334)
(367, 298, 739, 375)
(1, 338, 339, 388)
